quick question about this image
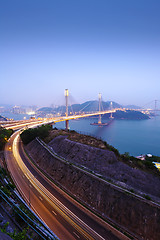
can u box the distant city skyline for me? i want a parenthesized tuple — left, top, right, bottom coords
(1, 0, 160, 107)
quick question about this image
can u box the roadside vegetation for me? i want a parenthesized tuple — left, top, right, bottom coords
(0, 127, 13, 150)
(145, 155, 160, 163)
(20, 124, 52, 145)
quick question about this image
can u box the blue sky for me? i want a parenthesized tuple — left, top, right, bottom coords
(0, 0, 160, 107)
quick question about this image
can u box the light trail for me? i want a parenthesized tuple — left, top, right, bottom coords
(1, 108, 121, 130)
(12, 134, 106, 240)
(1, 106, 153, 130)
(5, 121, 130, 240)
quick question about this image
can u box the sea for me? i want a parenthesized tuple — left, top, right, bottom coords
(2, 112, 160, 157)
(54, 116, 160, 157)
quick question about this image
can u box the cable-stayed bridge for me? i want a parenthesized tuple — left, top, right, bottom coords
(0, 90, 159, 130)
(0, 89, 123, 130)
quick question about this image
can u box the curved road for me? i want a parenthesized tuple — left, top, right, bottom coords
(5, 129, 128, 240)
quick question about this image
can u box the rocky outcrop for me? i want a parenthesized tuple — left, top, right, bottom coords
(26, 138, 160, 239)
(49, 135, 118, 167)
(48, 136, 160, 200)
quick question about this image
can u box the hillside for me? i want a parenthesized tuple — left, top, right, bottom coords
(24, 129, 160, 239)
(44, 129, 160, 200)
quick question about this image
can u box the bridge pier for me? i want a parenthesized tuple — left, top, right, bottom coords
(65, 120, 69, 131)
(98, 114, 102, 124)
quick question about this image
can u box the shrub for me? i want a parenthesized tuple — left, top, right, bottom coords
(0, 127, 13, 150)
(143, 194, 152, 200)
(144, 160, 155, 170)
(20, 124, 52, 144)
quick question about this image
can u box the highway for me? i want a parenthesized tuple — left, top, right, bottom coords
(4, 125, 128, 240)
(0, 105, 152, 130)
(1, 108, 122, 130)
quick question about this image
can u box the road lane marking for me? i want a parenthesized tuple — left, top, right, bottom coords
(52, 210, 57, 216)
(30, 176, 95, 240)
(73, 231, 80, 239)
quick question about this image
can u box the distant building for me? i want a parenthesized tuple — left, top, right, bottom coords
(12, 106, 25, 114)
(136, 155, 145, 161)
(0, 107, 4, 113)
(136, 153, 153, 161)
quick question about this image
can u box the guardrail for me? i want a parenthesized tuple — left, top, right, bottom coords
(0, 185, 59, 240)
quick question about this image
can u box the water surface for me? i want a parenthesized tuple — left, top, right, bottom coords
(54, 117, 160, 157)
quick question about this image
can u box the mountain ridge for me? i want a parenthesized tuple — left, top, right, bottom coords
(37, 100, 140, 113)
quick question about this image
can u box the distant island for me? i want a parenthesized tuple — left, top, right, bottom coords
(102, 109, 149, 120)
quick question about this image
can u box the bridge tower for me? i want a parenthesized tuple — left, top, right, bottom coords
(98, 93, 102, 124)
(155, 100, 157, 114)
(65, 89, 69, 130)
(110, 101, 114, 119)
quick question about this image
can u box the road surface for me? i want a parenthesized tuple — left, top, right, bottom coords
(5, 128, 128, 240)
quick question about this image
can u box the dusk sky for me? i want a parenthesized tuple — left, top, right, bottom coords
(1, 0, 160, 107)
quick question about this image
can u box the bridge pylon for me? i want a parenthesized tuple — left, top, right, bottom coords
(98, 93, 102, 124)
(90, 94, 114, 126)
(65, 89, 69, 130)
(155, 100, 157, 116)
(110, 101, 114, 119)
